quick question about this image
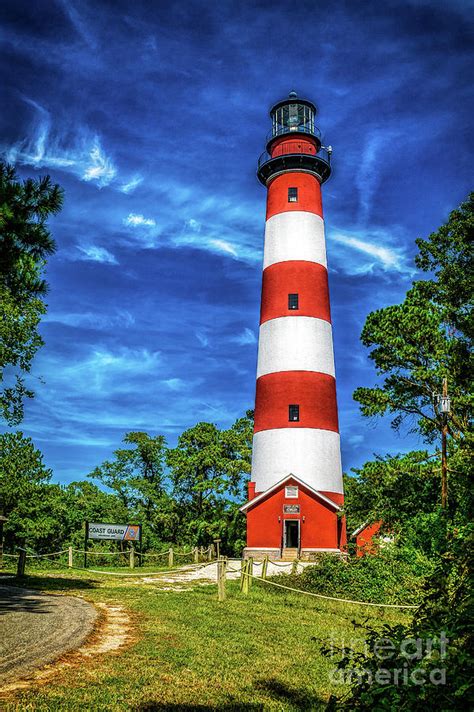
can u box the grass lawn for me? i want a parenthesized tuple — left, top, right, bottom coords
(1, 567, 411, 711)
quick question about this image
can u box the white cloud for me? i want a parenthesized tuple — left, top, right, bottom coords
(328, 228, 413, 275)
(196, 330, 209, 347)
(356, 129, 401, 224)
(59, 0, 97, 48)
(124, 212, 156, 228)
(119, 175, 144, 194)
(207, 239, 238, 258)
(186, 218, 201, 232)
(163, 378, 186, 391)
(44, 309, 135, 329)
(3, 98, 140, 191)
(331, 233, 400, 269)
(53, 347, 162, 396)
(231, 328, 257, 346)
(348, 434, 364, 445)
(77, 246, 118, 264)
(82, 138, 117, 186)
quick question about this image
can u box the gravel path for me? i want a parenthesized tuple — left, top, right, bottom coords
(139, 559, 310, 586)
(0, 585, 97, 684)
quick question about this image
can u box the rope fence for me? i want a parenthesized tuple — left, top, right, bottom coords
(222, 557, 418, 610)
(1, 544, 217, 577)
(1, 548, 417, 611)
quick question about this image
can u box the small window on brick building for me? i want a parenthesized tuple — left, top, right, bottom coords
(288, 293, 299, 310)
(288, 187, 298, 202)
(289, 404, 300, 422)
(285, 485, 298, 498)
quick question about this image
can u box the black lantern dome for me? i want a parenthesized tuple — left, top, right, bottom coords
(269, 91, 318, 143)
(257, 92, 331, 186)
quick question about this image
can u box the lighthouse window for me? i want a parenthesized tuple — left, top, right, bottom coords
(289, 404, 300, 422)
(288, 293, 299, 310)
(288, 187, 298, 202)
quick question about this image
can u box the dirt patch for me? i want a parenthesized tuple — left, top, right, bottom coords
(0, 600, 134, 699)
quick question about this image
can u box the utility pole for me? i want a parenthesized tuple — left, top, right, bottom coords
(441, 378, 448, 509)
(436, 377, 450, 510)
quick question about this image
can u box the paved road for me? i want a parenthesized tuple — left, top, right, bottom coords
(0, 585, 97, 684)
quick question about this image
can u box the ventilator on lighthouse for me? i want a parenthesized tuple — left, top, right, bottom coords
(241, 92, 346, 560)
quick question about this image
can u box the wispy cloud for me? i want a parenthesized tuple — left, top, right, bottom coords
(356, 129, 400, 225)
(329, 228, 413, 275)
(76, 245, 118, 264)
(172, 220, 260, 263)
(207, 239, 239, 258)
(82, 139, 117, 186)
(163, 378, 186, 391)
(44, 309, 135, 330)
(43, 346, 162, 397)
(196, 330, 209, 347)
(119, 175, 144, 194)
(186, 218, 201, 232)
(58, 0, 97, 49)
(231, 328, 257, 345)
(3, 99, 138, 190)
(124, 212, 156, 227)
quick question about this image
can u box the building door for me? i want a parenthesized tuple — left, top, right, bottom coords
(284, 520, 299, 549)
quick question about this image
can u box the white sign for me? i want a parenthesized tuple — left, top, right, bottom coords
(88, 523, 141, 541)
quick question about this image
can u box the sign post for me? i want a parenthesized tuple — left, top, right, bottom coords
(84, 521, 89, 568)
(85, 522, 142, 569)
(139, 523, 143, 567)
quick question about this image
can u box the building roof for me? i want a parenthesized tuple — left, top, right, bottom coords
(240, 474, 342, 513)
(351, 521, 369, 537)
(351, 520, 382, 537)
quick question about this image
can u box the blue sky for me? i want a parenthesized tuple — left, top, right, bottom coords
(1, 0, 472, 484)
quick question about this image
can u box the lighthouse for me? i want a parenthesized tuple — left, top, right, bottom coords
(240, 92, 346, 560)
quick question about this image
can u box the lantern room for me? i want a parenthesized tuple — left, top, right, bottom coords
(270, 91, 317, 138)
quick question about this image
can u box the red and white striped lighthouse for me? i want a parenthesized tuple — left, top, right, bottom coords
(241, 92, 346, 560)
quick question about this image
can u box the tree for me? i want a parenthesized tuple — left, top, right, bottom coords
(0, 162, 63, 424)
(0, 431, 53, 548)
(415, 192, 473, 340)
(354, 195, 472, 444)
(344, 452, 439, 532)
(89, 432, 174, 545)
(167, 413, 253, 550)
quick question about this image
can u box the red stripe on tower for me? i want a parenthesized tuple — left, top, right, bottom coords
(260, 261, 331, 324)
(241, 92, 346, 559)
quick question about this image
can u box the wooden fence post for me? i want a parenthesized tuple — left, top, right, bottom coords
(247, 557, 254, 589)
(17, 549, 27, 577)
(130, 545, 135, 569)
(217, 558, 226, 602)
(194, 546, 199, 564)
(68, 546, 73, 568)
(208, 545, 213, 562)
(240, 559, 246, 592)
(168, 547, 174, 567)
(242, 559, 250, 595)
(292, 558, 299, 575)
(262, 555, 268, 580)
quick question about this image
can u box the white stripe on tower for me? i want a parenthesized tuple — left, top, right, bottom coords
(263, 211, 327, 270)
(251, 429, 343, 493)
(257, 317, 335, 378)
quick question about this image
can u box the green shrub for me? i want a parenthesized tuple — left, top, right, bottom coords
(272, 548, 431, 605)
(324, 527, 474, 710)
